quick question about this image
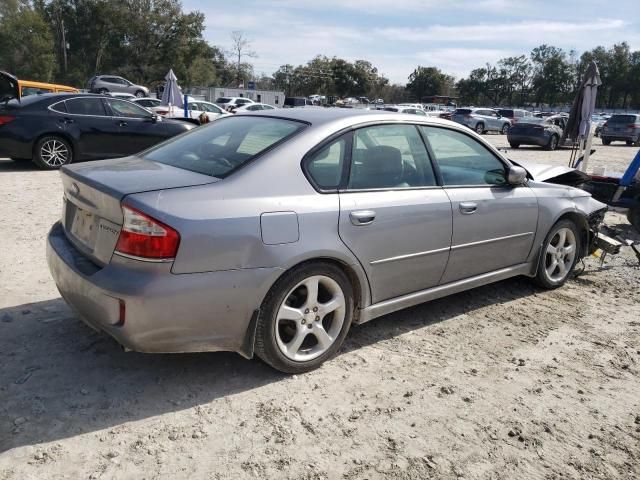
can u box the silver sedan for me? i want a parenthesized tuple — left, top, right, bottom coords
(47, 109, 606, 373)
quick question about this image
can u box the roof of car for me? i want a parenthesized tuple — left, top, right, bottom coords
(247, 106, 455, 128)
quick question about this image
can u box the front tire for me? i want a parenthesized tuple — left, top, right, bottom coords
(602, 138, 611, 145)
(33, 136, 73, 170)
(509, 142, 520, 148)
(533, 220, 580, 289)
(501, 123, 510, 134)
(546, 134, 559, 150)
(135, 90, 146, 98)
(255, 262, 354, 373)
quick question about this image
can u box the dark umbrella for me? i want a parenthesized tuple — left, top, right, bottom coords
(564, 61, 601, 170)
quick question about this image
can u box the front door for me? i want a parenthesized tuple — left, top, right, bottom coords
(105, 98, 166, 154)
(420, 125, 538, 284)
(337, 124, 453, 303)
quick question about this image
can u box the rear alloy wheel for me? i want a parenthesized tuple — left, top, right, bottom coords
(534, 220, 580, 289)
(546, 134, 559, 151)
(501, 123, 510, 134)
(475, 122, 485, 134)
(509, 143, 520, 148)
(255, 262, 354, 373)
(135, 90, 146, 98)
(34, 136, 72, 170)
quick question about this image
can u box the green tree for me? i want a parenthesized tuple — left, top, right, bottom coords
(530, 44, 574, 106)
(406, 66, 450, 101)
(0, 0, 56, 80)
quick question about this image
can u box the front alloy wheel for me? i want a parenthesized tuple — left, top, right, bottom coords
(534, 220, 580, 289)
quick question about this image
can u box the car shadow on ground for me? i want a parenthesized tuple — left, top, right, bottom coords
(0, 158, 41, 172)
(0, 276, 539, 452)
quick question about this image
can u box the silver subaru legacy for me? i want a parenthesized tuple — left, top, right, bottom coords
(47, 109, 606, 373)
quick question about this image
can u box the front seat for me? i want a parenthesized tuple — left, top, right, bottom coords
(351, 145, 407, 189)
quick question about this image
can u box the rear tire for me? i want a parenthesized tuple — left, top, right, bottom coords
(33, 136, 73, 170)
(602, 138, 611, 145)
(533, 219, 581, 289)
(546, 134, 559, 151)
(135, 90, 146, 98)
(627, 204, 640, 233)
(501, 123, 510, 134)
(254, 262, 354, 374)
(509, 142, 520, 148)
(475, 122, 485, 134)
(626, 140, 633, 146)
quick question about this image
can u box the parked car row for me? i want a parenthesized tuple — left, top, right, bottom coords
(451, 108, 512, 134)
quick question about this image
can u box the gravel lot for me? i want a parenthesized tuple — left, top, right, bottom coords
(1, 136, 639, 480)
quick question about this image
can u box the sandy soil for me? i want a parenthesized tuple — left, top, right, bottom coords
(1, 138, 639, 479)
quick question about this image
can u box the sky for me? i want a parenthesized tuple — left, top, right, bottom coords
(182, 0, 640, 84)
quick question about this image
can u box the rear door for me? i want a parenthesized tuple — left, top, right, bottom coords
(420, 125, 538, 284)
(64, 97, 121, 159)
(337, 123, 452, 303)
(105, 98, 166, 154)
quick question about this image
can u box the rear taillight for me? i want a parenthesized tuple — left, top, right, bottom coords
(0, 115, 16, 126)
(628, 124, 640, 129)
(115, 205, 180, 260)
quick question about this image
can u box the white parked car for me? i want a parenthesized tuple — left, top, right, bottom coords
(165, 100, 229, 122)
(215, 97, 254, 112)
(233, 103, 276, 113)
(131, 97, 166, 115)
(383, 105, 427, 116)
(107, 92, 137, 100)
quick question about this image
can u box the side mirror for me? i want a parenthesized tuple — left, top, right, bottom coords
(507, 165, 527, 185)
(147, 113, 158, 123)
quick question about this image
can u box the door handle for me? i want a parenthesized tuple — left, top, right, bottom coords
(118, 120, 128, 127)
(459, 202, 478, 215)
(350, 210, 376, 226)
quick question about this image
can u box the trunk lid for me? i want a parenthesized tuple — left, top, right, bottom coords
(60, 156, 218, 265)
(0, 70, 20, 102)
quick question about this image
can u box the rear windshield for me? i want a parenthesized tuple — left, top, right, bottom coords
(454, 109, 472, 114)
(215, 97, 231, 103)
(142, 116, 306, 178)
(609, 114, 638, 123)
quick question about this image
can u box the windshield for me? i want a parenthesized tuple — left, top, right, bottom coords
(143, 116, 306, 178)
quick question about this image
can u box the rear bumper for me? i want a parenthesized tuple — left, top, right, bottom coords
(47, 222, 282, 354)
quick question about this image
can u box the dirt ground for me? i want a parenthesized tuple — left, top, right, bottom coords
(1, 137, 639, 480)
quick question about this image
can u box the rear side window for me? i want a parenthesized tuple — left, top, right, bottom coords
(421, 126, 506, 186)
(305, 137, 346, 190)
(143, 116, 305, 178)
(454, 109, 472, 114)
(349, 124, 436, 190)
(66, 98, 107, 116)
(50, 101, 67, 113)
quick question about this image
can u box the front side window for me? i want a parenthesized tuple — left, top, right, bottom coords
(143, 116, 305, 178)
(66, 98, 107, 116)
(349, 124, 436, 190)
(421, 126, 506, 186)
(305, 137, 346, 190)
(107, 99, 150, 118)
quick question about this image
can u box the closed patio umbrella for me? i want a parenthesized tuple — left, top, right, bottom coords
(160, 69, 183, 109)
(564, 61, 601, 171)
